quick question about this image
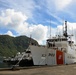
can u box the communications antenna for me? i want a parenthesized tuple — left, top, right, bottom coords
(50, 20, 51, 39)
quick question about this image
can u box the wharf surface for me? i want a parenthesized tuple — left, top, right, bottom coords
(0, 64, 76, 75)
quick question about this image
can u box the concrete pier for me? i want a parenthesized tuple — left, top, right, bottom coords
(0, 64, 76, 75)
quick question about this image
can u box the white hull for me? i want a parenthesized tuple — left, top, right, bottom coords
(64, 53, 76, 64)
(29, 21, 76, 66)
(30, 45, 76, 65)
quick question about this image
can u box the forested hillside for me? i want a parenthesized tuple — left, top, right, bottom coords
(0, 35, 38, 57)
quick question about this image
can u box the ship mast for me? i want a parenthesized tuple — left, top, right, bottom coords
(63, 21, 68, 39)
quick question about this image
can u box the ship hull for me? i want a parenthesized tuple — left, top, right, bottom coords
(30, 45, 76, 65)
(3, 59, 34, 67)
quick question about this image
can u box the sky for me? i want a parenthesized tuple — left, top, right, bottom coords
(0, 0, 76, 45)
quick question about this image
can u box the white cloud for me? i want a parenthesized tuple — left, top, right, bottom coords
(1, 9, 76, 45)
(55, 21, 76, 44)
(55, 0, 72, 11)
(46, 0, 72, 11)
(46, 0, 72, 23)
(0, 0, 35, 18)
(45, 21, 76, 44)
(5, 31, 14, 36)
(66, 22, 76, 44)
(0, 9, 27, 27)
(0, 9, 48, 45)
(46, 20, 58, 26)
(30, 24, 48, 44)
(15, 23, 48, 45)
(66, 22, 76, 37)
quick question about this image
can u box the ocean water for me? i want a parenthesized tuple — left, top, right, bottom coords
(0, 56, 11, 68)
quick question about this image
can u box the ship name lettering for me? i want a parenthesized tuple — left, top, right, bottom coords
(42, 54, 46, 57)
(48, 53, 55, 56)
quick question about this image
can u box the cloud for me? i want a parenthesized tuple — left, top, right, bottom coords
(0, 9, 48, 44)
(55, 21, 76, 44)
(46, 20, 59, 26)
(15, 23, 48, 44)
(0, 0, 35, 18)
(45, 0, 72, 23)
(30, 24, 48, 44)
(66, 22, 76, 35)
(0, 9, 27, 28)
(47, 11, 63, 23)
(0, 9, 76, 45)
(66, 22, 76, 43)
(55, 0, 72, 11)
(46, 0, 72, 11)
(5, 31, 14, 36)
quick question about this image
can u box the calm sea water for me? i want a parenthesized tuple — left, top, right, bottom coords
(0, 56, 11, 68)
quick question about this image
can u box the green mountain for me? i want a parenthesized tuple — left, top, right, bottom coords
(0, 35, 38, 57)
